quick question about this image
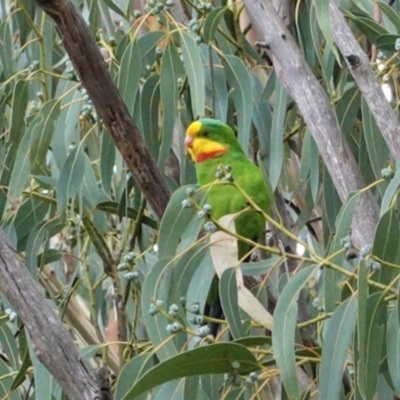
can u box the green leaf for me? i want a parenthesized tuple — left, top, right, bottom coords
(0, 324, 18, 369)
(312, 0, 339, 61)
(117, 40, 142, 115)
(376, 34, 400, 52)
(0, 357, 20, 400)
(361, 99, 389, 194)
(0, 21, 17, 79)
(376, 1, 400, 33)
(220, 268, 245, 339)
(325, 191, 360, 312)
(319, 296, 357, 400)
(222, 55, 253, 155)
(25, 218, 64, 279)
(299, 131, 319, 203)
(381, 159, 400, 215)
(30, 100, 61, 175)
(121, 343, 259, 399)
(96, 201, 157, 229)
(346, 8, 389, 44)
(336, 87, 361, 153)
(363, 293, 386, 398)
(115, 354, 155, 400)
(138, 31, 165, 60)
(56, 145, 86, 221)
(296, 2, 318, 70)
(387, 301, 400, 395)
(100, 0, 125, 18)
(13, 198, 50, 251)
(371, 206, 400, 287)
(140, 75, 160, 159)
(100, 129, 115, 195)
(7, 125, 31, 202)
(201, 44, 228, 121)
(180, 31, 205, 118)
(273, 265, 319, 399)
(9, 80, 28, 146)
(241, 256, 281, 276)
(269, 79, 287, 190)
(141, 257, 183, 361)
(52, 83, 81, 169)
(251, 72, 272, 167)
(203, 7, 226, 43)
(159, 41, 183, 169)
(28, 338, 59, 400)
(157, 185, 204, 259)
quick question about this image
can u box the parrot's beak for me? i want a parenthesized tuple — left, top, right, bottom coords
(184, 135, 194, 148)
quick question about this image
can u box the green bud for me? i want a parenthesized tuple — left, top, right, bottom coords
(190, 303, 200, 314)
(148, 304, 158, 315)
(359, 244, 372, 259)
(155, 47, 163, 58)
(203, 221, 217, 233)
(196, 325, 210, 337)
(395, 38, 400, 51)
(197, 210, 207, 219)
(108, 36, 117, 46)
(367, 259, 381, 272)
(170, 322, 183, 332)
(186, 187, 196, 196)
(182, 199, 194, 209)
(381, 166, 394, 180)
(168, 303, 179, 316)
(224, 173, 234, 182)
(203, 204, 212, 212)
(117, 262, 129, 271)
(231, 361, 240, 369)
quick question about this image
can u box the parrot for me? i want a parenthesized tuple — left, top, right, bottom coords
(184, 118, 273, 335)
(184, 118, 272, 259)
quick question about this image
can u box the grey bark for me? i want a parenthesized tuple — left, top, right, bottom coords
(35, 0, 171, 221)
(0, 230, 104, 400)
(329, 1, 400, 161)
(244, 0, 379, 245)
(271, 0, 294, 28)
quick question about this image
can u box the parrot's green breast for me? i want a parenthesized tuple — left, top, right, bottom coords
(197, 151, 271, 258)
(185, 118, 272, 259)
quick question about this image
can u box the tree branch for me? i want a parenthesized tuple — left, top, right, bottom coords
(0, 230, 100, 400)
(329, 1, 400, 160)
(34, 0, 171, 220)
(244, 0, 379, 245)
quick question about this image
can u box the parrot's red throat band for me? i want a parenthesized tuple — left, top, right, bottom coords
(196, 149, 227, 163)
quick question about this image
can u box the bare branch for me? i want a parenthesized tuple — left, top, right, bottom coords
(34, 0, 171, 220)
(329, 1, 400, 160)
(243, 0, 379, 245)
(0, 230, 100, 400)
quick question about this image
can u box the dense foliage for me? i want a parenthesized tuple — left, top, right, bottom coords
(1, 0, 400, 399)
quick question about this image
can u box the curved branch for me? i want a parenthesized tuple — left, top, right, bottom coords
(35, 0, 171, 220)
(0, 230, 101, 400)
(329, 1, 400, 160)
(243, 0, 379, 245)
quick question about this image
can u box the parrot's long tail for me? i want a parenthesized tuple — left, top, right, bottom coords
(204, 296, 224, 338)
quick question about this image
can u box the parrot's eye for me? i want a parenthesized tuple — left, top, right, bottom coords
(202, 131, 210, 137)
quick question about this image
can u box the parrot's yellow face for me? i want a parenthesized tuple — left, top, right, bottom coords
(185, 121, 227, 163)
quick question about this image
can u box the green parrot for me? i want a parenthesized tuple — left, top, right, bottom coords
(185, 118, 273, 336)
(185, 118, 272, 259)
